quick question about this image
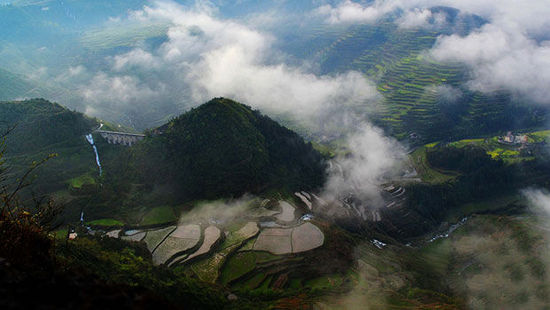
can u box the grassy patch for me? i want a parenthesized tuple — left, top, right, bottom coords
(410, 147, 456, 184)
(220, 251, 281, 285)
(448, 138, 484, 148)
(220, 252, 257, 284)
(241, 272, 266, 290)
(527, 130, 550, 143)
(305, 274, 344, 290)
(87, 218, 124, 227)
(54, 229, 68, 239)
(68, 173, 96, 189)
(445, 194, 522, 222)
(141, 206, 177, 226)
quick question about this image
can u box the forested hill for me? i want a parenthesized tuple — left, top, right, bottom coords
(0, 97, 325, 210)
(0, 98, 96, 154)
(127, 98, 326, 200)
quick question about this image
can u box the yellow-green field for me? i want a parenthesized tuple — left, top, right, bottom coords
(140, 206, 177, 226)
(68, 173, 96, 189)
(420, 129, 549, 164)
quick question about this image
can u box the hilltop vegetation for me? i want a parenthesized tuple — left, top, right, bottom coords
(109, 98, 326, 203)
(165, 98, 326, 198)
(0, 98, 102, 198)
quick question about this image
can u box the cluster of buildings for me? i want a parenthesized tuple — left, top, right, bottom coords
(498, 131, 528, 145)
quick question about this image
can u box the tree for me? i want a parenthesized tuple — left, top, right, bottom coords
(0, 126, 62, 267)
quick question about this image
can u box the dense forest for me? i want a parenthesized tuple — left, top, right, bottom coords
(105, 98, 327, 203)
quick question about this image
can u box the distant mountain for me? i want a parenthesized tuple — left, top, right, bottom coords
(0, 0, 148, 43)
(0, 68, 38, 100)
(128, 98, 326, 200)
(290, 12, 547, 143)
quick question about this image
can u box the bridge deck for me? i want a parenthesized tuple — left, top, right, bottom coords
(95, 130, 145, 137)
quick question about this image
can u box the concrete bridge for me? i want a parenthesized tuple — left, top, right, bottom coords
(96, 130, 145, 146)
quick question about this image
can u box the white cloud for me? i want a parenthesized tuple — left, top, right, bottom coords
(68, 65, 86, 77)
(80, 72, 165, 123)
(112, 49, 161, 71)
(71, 0, 400, 212)
(318, 0, 550, 104)
(78, 0, 379, 129)
(188, 45, 377, 126)
(323, 124, 405, 205)
(316, 0, 400, 25)
(431, 23, 550, 103)
(396, 8, 432, 29)
(523, 188, 550, 217)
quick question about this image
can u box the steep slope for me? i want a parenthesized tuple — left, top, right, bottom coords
(0, 98, 99, 194)
(154, 98, 326, 199)
(0, 98, 96, 154)
(118, 98, 326, 202)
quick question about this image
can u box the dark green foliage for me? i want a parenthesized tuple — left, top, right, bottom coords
(382, 145, 550, 239)
(0, 98, 96, 154)
(163, 98, 270, 198)
(426, 145, 493, 173)
(407, 146, 513, 219)
(133, 98, 326, 200)
(57, 236, 227, 309)
(0, 98, 100, 196)
(426, 145, 514, 200)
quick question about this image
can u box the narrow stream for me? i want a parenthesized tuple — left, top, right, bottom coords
(428, 217, 469, 243)
(85, 133, 102, 176)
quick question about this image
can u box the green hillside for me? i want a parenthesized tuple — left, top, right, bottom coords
(126, 98, 326, 201)
(305, 19, 548, 143)
(0, 98, 96, 154)
(0, 98, 100, 195)
(0, 98, 325, 224)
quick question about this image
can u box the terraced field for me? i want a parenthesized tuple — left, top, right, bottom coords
(309, 22, 548, 143)
(143, 226, 175, 252)
(253, 223, 324, 255)
(112, 200, 329, 290)
(181, 225, 222, 264)
(153, 224, 201, 265)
